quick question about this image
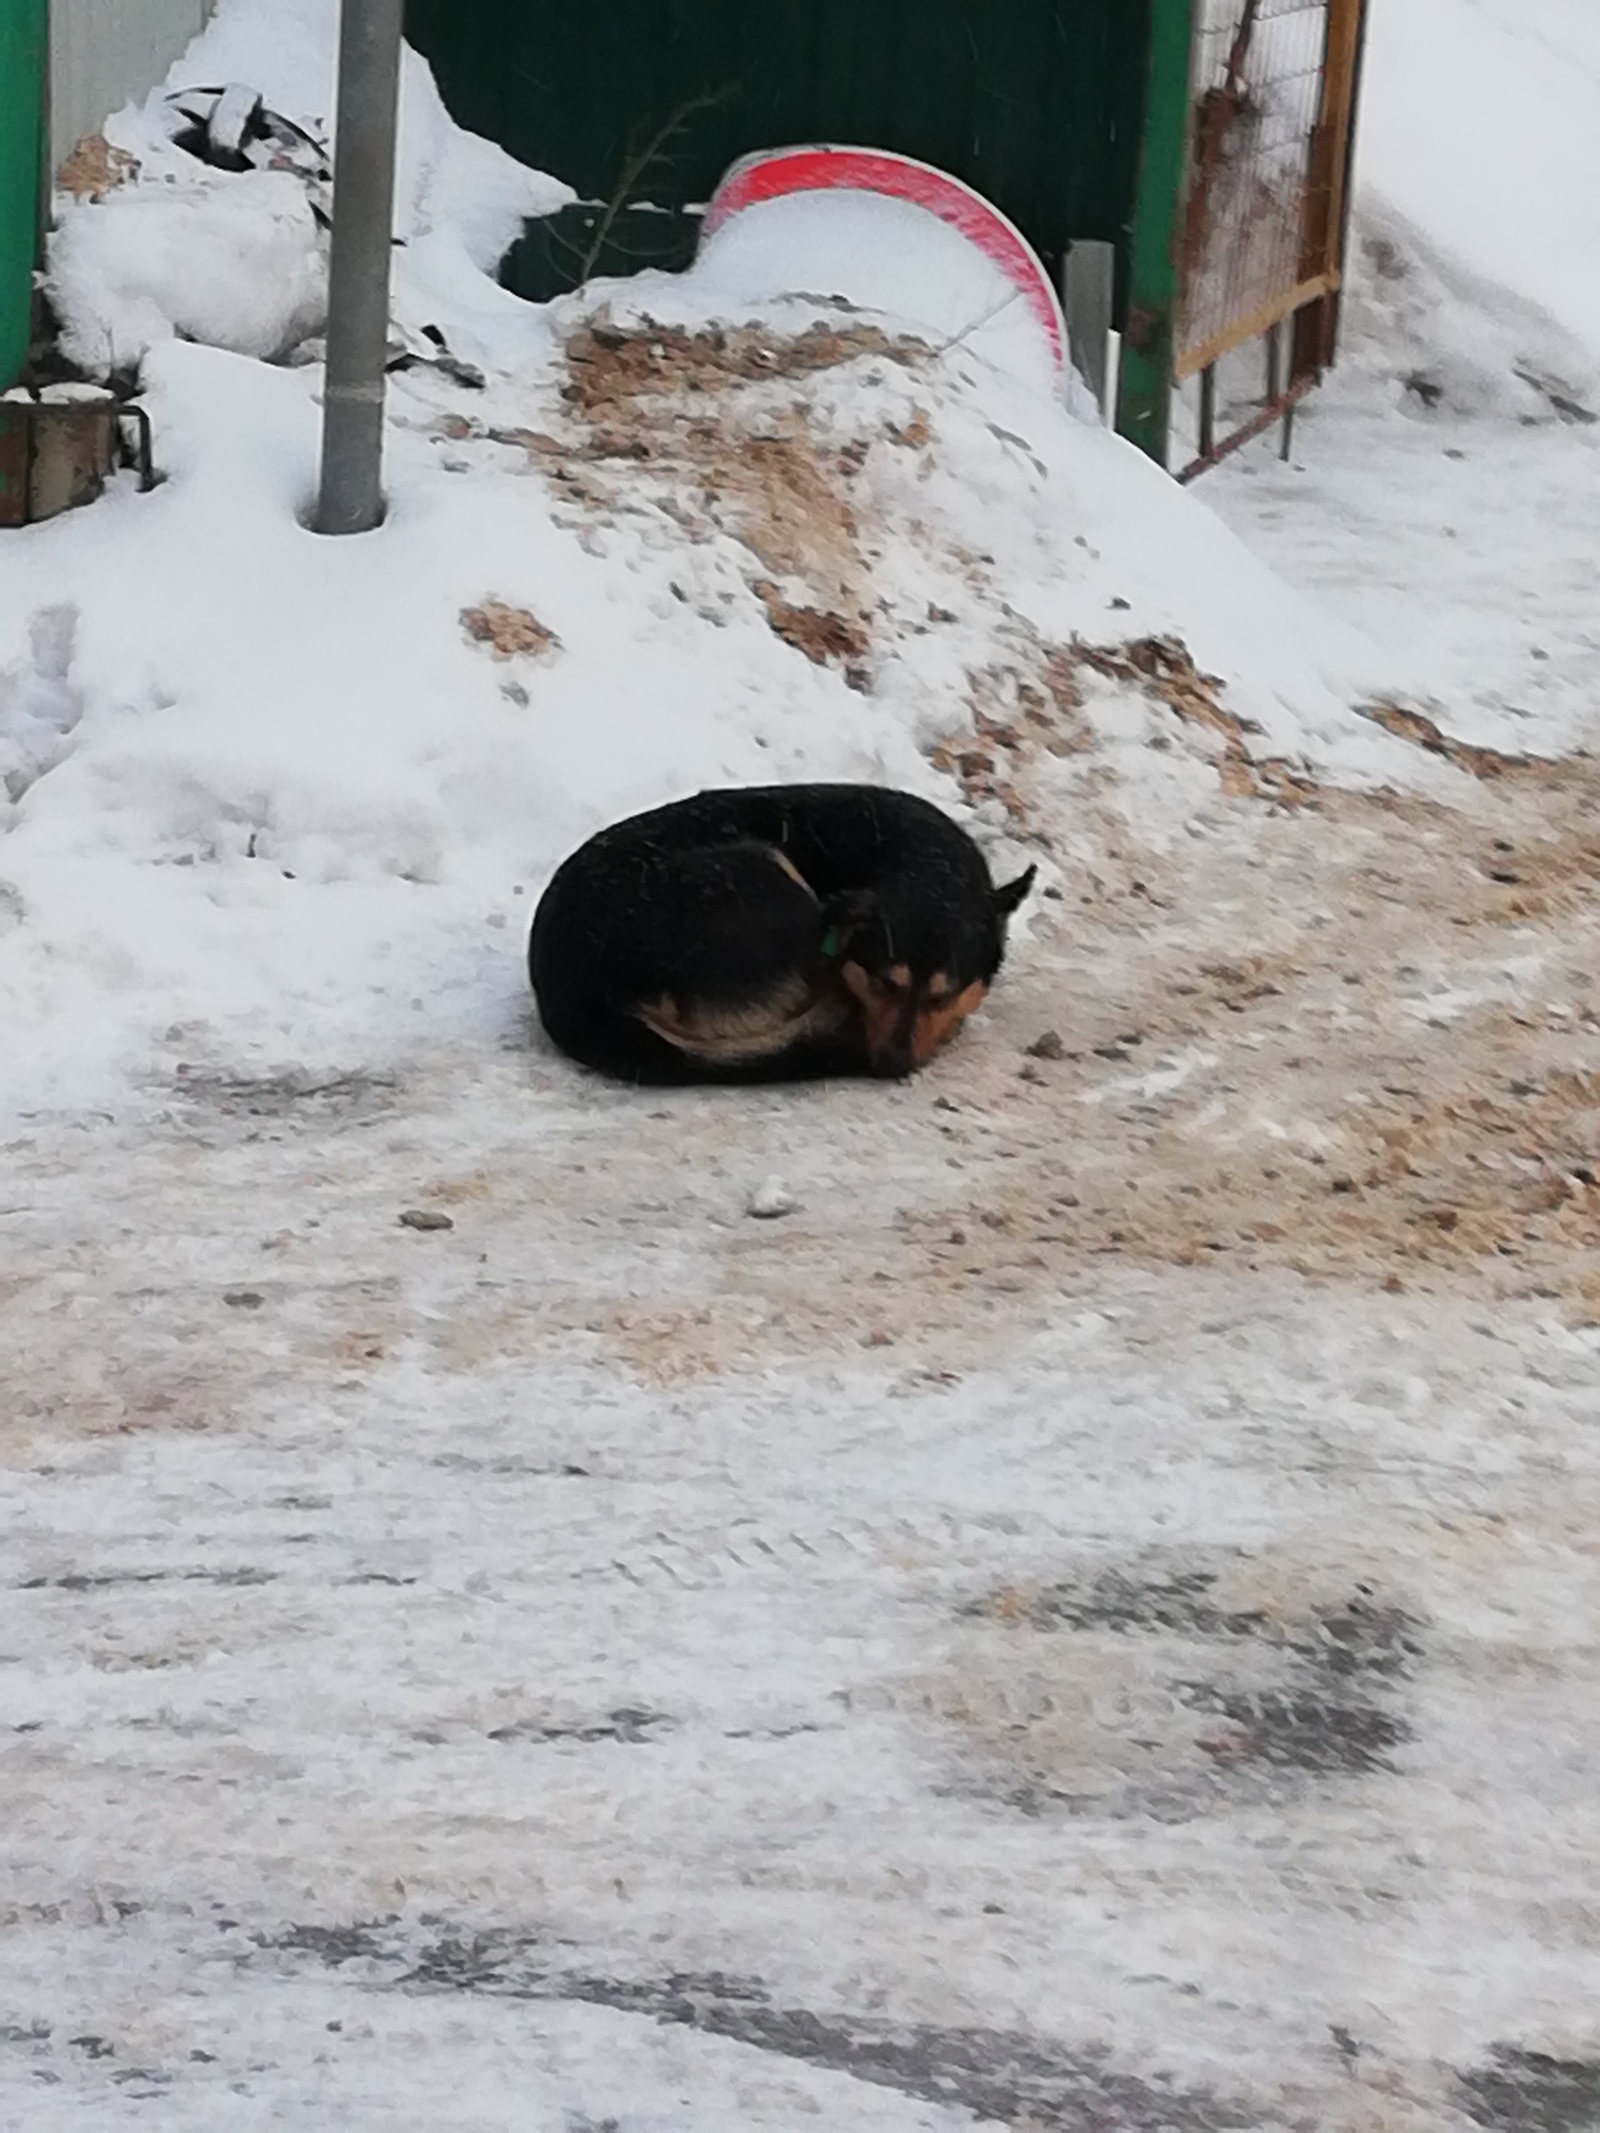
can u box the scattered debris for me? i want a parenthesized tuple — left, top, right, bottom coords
(160, 83, 330, 218)
(1357, 700, 1555, 782)
(487, 1706, 673, 1745)
(388, 323, 486, 391)
(751, 580, 870, 668)
(561, 318, 924, 418)
(1074, 636, 1318, 806)
(460, 602, 560, 661)
(398, 1208, 455, 1233)
(1026, 1030, 1067, 1061)
(1512, 368, 1599, 426)
(889, 409, 931, 449)
(55, 136, 141, 202)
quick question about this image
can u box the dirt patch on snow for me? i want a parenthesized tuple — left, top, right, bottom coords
(457, 317, 931, 660)
(934, 634, 1317, 833)
(56, 136, 141, 202)
(460, 601, 560, 660)
(890, 749, 1600, 1326)
(560, 317, 924, 414)
(1358, 700, 1577, 784)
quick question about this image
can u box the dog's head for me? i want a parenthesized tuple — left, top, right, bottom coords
(820, 865, 1036, 1076)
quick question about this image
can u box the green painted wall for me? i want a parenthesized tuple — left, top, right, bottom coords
(0, 0, 46, 391)
(406, 0, 1154, 309)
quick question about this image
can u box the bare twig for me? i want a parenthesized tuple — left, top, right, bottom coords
(576, 84, 737, 286)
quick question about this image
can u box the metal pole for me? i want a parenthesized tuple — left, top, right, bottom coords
(313, 0, 404, 535)
(1063, 238, 1115, 418)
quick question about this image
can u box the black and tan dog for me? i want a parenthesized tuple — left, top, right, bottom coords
(528, 782, 1035, 1085)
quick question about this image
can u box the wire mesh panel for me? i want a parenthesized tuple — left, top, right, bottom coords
(1176, 0, 1335, 380)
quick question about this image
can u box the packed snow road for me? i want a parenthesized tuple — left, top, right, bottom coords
(6, 740, 1600, 2132)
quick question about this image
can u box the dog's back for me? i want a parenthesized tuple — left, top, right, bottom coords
(529, 783, 1032, 1084)
(530, 828, 851, 1084)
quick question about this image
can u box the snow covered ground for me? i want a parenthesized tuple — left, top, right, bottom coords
(5, 2, 1600, 2127)
(1204, 0, 1600, 758)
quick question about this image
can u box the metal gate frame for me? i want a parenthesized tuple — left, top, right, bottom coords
(1117, 0, 1368, 475)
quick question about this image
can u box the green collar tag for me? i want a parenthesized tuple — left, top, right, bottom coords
(820, 927, 841, 960)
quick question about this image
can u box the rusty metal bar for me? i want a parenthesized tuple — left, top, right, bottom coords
(0, 393, 158, 523)
(1198, 362, 1217, 460)
(1177, 369, 1317, 483)
(118, 403, 156, 490)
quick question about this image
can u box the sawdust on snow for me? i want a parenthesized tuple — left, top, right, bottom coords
(414, 317, 1600, 1366)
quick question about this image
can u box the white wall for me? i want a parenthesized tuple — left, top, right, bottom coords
(50, 0, 215, 169)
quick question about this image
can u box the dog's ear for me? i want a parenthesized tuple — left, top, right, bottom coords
(991, 865, 1037, 920)
(818, 888, 880, 963)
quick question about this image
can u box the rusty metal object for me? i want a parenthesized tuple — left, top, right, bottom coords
(1176, 372, 1317, 483)
(0, 403, 28, 527)
(0, 394, 157, 527)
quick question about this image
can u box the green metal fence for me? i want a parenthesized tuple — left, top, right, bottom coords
(406, 0, 1154, 318)
(0, 0, 46, 398)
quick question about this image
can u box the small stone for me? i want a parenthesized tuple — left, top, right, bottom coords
(746, 1178, 796, 1219)
(223, 1290, 265, 1310)
(1026, 1030, 1067, 1060)
(399, 1208, 454, 1232)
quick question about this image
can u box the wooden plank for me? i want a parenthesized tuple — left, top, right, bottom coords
(1315, 0, 1366, 284)
(1325, 0, 1372, 364)
(1174, 271, 1337, 381)
(1293, 0, 1364, 376)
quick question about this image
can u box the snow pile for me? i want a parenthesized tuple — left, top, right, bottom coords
(1337, 0, 1600, 430)
(1358, 0, 1600, 369)
(45, 0, 570, 377)
(1205, 0, 1600, 760)
(693, 189, 1079, 411)
(50, 169, 328, 372)
(1, 0, 1444, 1123)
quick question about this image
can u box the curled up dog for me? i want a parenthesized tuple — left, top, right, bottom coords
(528, 783, 1035, 1085)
